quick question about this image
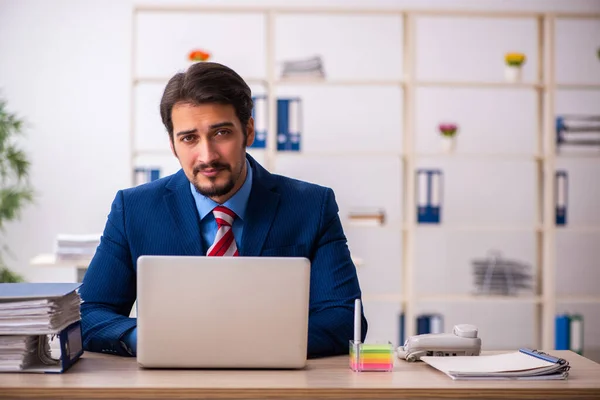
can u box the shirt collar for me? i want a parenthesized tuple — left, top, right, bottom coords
(191, 159, 253, 221)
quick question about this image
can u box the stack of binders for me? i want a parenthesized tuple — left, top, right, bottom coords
(0, 282, 84, 373)
(555, 314, 584, 355)
(280, 55, 326, 79)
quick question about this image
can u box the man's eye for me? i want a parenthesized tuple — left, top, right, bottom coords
(215, 130, 230, 136)
(182, 135, 196, 142)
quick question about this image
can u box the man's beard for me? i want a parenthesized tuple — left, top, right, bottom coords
(192, 161, 240, 198)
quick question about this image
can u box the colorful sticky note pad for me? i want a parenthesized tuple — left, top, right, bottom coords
(349, 342, 394, 372)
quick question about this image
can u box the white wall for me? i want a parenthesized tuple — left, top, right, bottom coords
(1, 0, 599, 351)
(0, 0, 132, 282)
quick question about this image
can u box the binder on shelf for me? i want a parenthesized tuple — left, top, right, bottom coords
(398, 313, 405, 346)
(569, 314, 584, 355)
(416, 313, 444, 335)
(251, 95, 267, 149)
(555, 314, 570, 350)
(134, 167, 161, 186)
(555, 171, 567, 226)
(277, 97, 302, 152)
(556, 115, 600, 148)
(429, 314, 444, 334)
(417, 169, 442, 224)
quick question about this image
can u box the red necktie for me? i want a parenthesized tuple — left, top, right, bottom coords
(206, 206, 239, 256)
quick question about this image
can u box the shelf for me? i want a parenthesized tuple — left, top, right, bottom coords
(276, 151, 401, 158)
(135, 76, 406, 87)
(556, 83, 600, 91)
(135, 76, 267, 85)
(30, 254, 91, 268)
(413, 152, 543, 161)
(128, 5, 595, 352)
(555, 152, 600, 159)
(557, 295, 600, 304)
(555, 226, 600, 233)
(362, 293, 403, 302)
(416, 81, 544, 90)
(417, 294, 542, 303)
(134, 5, 600, 19)
(275, 78, 404, 87)
(410, 224, 542, 232)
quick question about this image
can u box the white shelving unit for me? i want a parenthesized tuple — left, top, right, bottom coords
(125, 5, 600, 351)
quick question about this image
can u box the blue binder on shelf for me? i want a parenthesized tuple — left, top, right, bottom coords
(277, 97, 302, 152)
(251, 95, 267, 149)
(133, 167, 161, 186)
(416, 313, 444, 335)
(417, 314, 430, 335)
(417, 169, 442, 224)
(555, 170, 567, 226)
(555, 314, 570, 350)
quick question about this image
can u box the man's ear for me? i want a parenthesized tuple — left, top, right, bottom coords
(245, 117, 255, 147)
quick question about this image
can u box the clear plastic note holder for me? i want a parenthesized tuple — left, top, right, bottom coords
(349, 340, 394, 372)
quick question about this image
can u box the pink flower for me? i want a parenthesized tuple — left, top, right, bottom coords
(439, 123, 458, 137)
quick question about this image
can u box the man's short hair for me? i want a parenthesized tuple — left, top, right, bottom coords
(160, 62, 254, 141)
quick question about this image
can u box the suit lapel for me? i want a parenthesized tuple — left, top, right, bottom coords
(163, 171, 203, 256)
(241, 156, 280, 256)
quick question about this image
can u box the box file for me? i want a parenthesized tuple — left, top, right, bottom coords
(417, 169, 442, 224)
(251, 95, 267, 149)
(277, 98, 302, 152)
(555, 314, 570, 350)
(555, 171, 567, 226)
(134, 167, 161, 186)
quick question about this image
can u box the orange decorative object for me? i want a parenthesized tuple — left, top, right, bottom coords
(188, 50, 211, 62)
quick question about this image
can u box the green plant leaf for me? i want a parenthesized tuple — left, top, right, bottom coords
(0, 96, 34, 278)
(0, 265, 25, 283)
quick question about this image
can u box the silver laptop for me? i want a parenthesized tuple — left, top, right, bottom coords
(136, 255, 310, 369)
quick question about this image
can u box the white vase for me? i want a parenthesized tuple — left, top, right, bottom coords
(504, 65, 522, 83)
(440, 136, 456, 153)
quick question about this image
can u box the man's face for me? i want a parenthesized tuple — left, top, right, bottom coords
(170, 102, 254, 203)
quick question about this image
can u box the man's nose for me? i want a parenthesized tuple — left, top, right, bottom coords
(196, 139, 219, 165)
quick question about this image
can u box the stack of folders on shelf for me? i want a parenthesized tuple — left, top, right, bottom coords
(398, 313, 444, 345)
(55, 233, 101, 261)
(421, 349, 570, 381)
(556, 115, 600, 149)
(0, 282, 83, 373)
(471, 251, 533, 296)
(280, 55, 326, 79)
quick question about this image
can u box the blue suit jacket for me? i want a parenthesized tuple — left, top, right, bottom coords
(80, 154, 367, 358)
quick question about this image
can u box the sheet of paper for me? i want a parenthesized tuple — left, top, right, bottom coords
(421, 352, 554, 374)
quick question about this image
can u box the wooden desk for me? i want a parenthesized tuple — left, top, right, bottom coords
(1, 351, 599, 399)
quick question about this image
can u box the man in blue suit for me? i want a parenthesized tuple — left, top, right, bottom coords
(80, 62, 367, 358)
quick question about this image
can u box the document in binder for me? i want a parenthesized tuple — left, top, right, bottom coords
(0, 283, 83, 373)
(421, 349, 570, 380)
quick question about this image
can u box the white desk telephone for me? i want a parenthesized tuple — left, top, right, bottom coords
(396, 324, 482, 362)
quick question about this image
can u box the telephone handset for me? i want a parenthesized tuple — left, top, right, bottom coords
(396, 324, 482, 362)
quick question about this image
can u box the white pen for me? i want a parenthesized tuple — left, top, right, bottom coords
(354, 298, 362, 344)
